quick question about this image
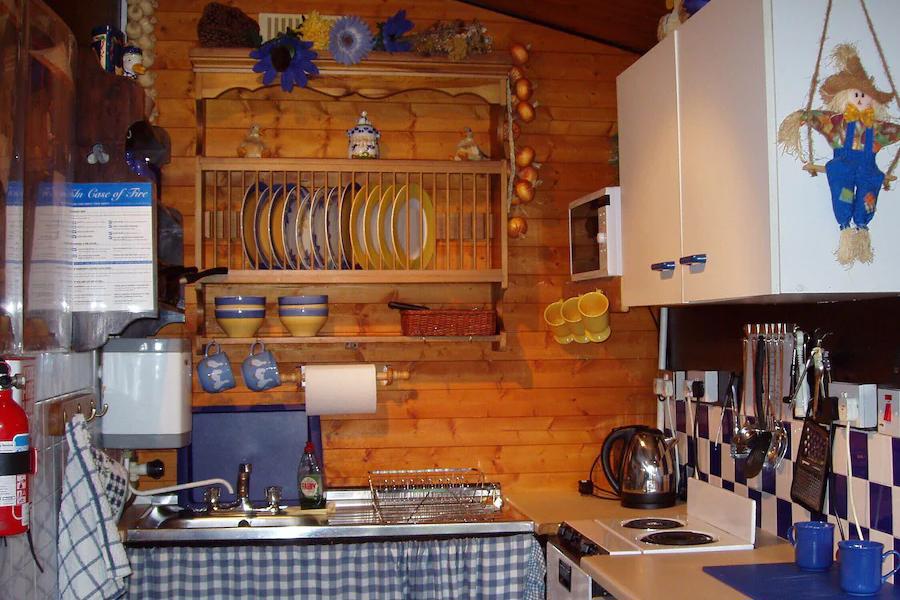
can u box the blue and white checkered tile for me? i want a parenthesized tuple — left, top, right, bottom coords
(666, 399, 900, 556)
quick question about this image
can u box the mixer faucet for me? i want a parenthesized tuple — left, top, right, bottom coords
(235, 463, 254, 512)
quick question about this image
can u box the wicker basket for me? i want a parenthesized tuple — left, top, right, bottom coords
(400, 309, 497, 337)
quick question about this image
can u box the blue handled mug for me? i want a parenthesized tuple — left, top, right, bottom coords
(241, 340, 282, 392)
(839, 540, 900, 595)
(787, 521, 834, 571)
(196, 341, 236, 393)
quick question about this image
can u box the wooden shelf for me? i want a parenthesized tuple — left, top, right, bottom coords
(197, 269, 506, 286)
(196, 333, 506, 351)
(199, 156, 507, 174)
(190, 48, 510, 104)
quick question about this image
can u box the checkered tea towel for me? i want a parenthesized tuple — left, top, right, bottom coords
(58, 414, 131, 600)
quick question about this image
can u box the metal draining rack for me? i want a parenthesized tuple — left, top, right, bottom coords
(368, 468, 503, 524)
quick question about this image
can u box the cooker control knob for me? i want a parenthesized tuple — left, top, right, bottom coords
(579, 539, 598, 556)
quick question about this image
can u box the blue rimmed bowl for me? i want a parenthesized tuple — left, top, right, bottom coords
(278, 295, 328, 305)
(278, 306, 328, 337)
(215, 308, 265, 338)
(215, 296, 266, 311)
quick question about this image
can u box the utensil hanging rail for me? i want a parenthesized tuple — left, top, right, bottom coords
(196, 158, 508, 282)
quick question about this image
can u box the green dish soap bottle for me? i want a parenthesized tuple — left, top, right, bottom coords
(297, 440, 325, 509)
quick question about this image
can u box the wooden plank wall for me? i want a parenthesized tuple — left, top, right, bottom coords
(145, 0, 657, 491)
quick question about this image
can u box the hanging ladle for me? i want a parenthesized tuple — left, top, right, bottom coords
(730, 373, 753, 459)
(744, 336, 772, 478)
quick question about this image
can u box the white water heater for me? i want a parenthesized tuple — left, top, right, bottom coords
(100, 337, 192, 448)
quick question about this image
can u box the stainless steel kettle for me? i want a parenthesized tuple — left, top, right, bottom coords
(600, 425, 677, 509)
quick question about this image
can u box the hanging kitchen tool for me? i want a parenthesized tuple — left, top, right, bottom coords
(745, 335, 772, 478)
(765, 326, 790, 469)
(790, 345, 832, 513)
(732, 349, 755, 460)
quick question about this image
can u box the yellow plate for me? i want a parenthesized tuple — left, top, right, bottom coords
(255, 184, 275, 267)
(391, 184, 436, 269)
(338, 183, 358, 269)
(240, 183, 266, 268)
(269, 184, 289, 268)
(348, 184, 370, 269)
(366, 184, 395, 269)
(362, 185, 384, 269)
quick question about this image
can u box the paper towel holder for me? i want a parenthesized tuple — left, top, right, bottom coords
(283, 365, 411, 387)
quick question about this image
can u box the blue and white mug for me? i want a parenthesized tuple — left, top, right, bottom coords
(241, 340, 282, 392)
(787, 521, 834, 571)
(839, 540, 900, 595)
(197, 341, 236, 393)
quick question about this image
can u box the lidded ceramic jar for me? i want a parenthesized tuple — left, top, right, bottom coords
(347, 111, 380, 159)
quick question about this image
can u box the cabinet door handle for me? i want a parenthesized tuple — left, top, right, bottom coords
(679, 254, 708, 265)
(650, 261, 676, 272)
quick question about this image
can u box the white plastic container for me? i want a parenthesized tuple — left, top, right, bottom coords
(100, 337, 191, 448)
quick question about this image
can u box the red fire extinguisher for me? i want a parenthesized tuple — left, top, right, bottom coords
(0, 362, 31, 537)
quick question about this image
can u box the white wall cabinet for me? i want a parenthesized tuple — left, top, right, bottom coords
(619, 0, 900, 307)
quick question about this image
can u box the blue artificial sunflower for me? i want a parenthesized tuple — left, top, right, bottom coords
(329, 16, 374, 65)
(378, 10, 414, 53)
(250, 33, 319, 92)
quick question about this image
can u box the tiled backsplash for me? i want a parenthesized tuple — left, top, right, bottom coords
(0, 353, 96, 600)
(666, 398, 900, 566)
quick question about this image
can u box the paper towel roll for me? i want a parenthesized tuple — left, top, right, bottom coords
(302, 364, 377, 415)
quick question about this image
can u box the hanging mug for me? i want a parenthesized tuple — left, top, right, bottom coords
(197, 341, 236, 393)
(577, 290, 611, 342)
(241, 341, 282, 392)
(561, 296, 589, 344)
(544, 300, 572, 344)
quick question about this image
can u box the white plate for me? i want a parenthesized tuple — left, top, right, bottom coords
(293, 187, 312, 269)
(281, 185, 300, 269)
(309, 187, 328, 269)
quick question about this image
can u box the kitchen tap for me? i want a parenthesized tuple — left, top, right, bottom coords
(235, 463, 254, 512)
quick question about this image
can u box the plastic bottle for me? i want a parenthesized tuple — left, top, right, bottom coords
(297, 441, 325, 509)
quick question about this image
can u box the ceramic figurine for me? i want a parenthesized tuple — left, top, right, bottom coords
(122, 46, 145, 79)
(347, 111, 380, 159)
(454, 127, 487, 161)
(238, 124, 266, 158)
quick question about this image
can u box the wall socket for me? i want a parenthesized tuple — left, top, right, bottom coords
(685, 370, 721, 403)
(878, 387, 900, 438)
(831, 382, 878, 429)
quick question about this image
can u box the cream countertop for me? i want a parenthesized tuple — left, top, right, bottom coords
(505, 487, 795, 600)
(581, 530, 793, 600)
(503, 487, 686, 535)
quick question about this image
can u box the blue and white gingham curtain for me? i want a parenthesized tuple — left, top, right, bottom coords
(126, 533, 544, 600)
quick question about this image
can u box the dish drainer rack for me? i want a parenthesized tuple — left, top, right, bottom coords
(368, 468, 503, 524)
(196, 158, 507, 281)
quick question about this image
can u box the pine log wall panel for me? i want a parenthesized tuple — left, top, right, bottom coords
(147, 0, 656, 490)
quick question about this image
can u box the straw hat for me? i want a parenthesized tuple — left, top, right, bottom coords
(820, 44, 894, 105)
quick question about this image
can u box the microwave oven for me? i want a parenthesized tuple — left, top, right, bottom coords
(568, 187, 622, 281)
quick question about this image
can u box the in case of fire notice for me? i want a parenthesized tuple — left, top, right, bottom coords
(70, 183, 154, 312)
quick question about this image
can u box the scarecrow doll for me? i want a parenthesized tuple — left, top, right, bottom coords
(779, 44, 900, 265)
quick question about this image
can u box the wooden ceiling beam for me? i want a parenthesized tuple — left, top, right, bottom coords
(454, 0, 667, 54)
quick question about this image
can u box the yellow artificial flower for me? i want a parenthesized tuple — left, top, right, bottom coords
(301, 11, 333, 51)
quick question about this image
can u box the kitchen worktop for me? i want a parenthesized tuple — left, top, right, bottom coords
(503, 487, 685, 535)
(505, 487, 795, 600)
(581, 529, 792, 600)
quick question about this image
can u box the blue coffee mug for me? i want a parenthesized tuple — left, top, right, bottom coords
(197, 341, 236, 393)
(241, 340, 282, 392)
(787, 521, 834, 571)
(839, 540, 900, 595)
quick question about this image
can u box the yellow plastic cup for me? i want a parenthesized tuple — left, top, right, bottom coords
(561, 296, 589, 344)
(578, 290, 611, 342)
(543, 300, 573, 344)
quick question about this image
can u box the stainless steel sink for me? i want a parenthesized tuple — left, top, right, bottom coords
(120, 488, 535, 544)
(152, 507, 321, 529)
